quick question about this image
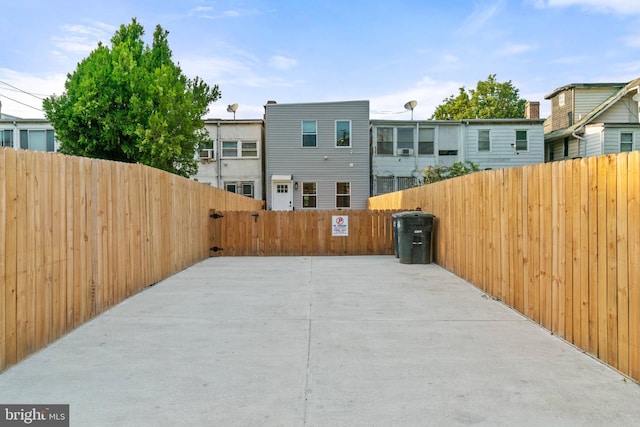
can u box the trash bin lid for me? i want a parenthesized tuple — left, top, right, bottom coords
(395, 211, 435, 218)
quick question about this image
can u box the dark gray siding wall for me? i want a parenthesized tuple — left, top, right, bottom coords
(265, 100, 370, 209)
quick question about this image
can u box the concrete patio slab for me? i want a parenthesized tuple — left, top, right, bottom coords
(1, 256, 639, 426)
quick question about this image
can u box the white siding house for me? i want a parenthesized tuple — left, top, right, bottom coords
(371, 118, 545, 195)
(544, 77, 640, 161)
(191, 119, 264, 201)
(264, 100, 370, 210)
(0, 113, 59, 152)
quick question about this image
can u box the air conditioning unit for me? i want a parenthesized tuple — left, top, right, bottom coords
(199, 149, 214, 161)
(398, 148, 414, 156)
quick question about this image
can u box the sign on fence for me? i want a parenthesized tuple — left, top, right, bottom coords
(332, 215, 349, 236)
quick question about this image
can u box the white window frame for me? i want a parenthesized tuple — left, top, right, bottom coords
(418, 127, 434, 155)
(478, 129, 491, 152)
(335, 120, 351, 148)
(621, 131, 634, 152)
(302, 182, 317, 209)
(221, 140, 259, 158)
(1, 129, 13, 147)
(302, 121, 317, 148)
(515, 130, 528, 151)
(226, 181, 255, 197)
(376, 127, 393, 155)
(396, 128, 414, 152)
(559, 93, 565, 107)
(336, 181, 351, 209)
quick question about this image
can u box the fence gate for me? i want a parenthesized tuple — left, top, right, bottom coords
(209, 209, 396, 256)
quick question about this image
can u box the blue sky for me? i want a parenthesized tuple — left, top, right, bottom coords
(2, 0, 640, 120)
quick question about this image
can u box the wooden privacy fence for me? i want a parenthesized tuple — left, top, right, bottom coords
(209, 209, 396, 256)
(0, 148, 262, 372)
(369, 152, 640, 382)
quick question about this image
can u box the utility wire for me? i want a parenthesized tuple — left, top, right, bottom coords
(0, 80, 45, 100)
(0, 92, 44, 112)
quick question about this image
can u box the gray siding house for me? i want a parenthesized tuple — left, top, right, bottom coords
(544, 77, 640, 161)
(264, 100, 370, 210)
(0, 112, 59, 152)
(371, 108, 544, 195)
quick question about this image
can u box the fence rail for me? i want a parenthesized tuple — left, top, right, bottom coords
(209, 210, 396, 256)
(0, 148, 262, 372)
(369, 152, 640, 382)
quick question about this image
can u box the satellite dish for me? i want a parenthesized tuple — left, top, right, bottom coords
(226, 103, 239, 119)
(404, 100, 418, 120)
(632, 93, 640, 102)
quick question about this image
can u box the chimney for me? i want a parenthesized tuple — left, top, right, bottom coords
(525, 101, 540, 119)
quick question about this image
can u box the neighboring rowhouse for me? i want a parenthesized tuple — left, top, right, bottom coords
(264, 100, 370, 210)
(191, 118, 264, 200)
(544, 77, 640, 161)
(371, 102, 544, 195)
(0, 111, 59, 152)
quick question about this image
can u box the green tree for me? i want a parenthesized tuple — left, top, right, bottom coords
(43, 18, 220, 177)
(431, 74, 526, 120)
(422, 161, 479, 184)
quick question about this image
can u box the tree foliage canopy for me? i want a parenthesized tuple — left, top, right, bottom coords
(43, 18, 220, 177)
(431, 74, 526, 120)
(422, 161, 479, 184)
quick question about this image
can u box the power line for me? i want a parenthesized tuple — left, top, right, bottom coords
(0, 80, 46, 100)
(0, 92, 43, 112)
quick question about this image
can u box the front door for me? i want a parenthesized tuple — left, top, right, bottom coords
(272, 181, 293, 210)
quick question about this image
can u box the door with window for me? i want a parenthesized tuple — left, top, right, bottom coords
(272, 180, 293, 211)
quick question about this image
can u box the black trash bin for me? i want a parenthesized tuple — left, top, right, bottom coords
(396, 211, 435, 264)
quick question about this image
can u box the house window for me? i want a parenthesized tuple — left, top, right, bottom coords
(397, 177, 416, 191)
(563, 138, 569, 157)
(1, 129, 13, 147)
(241, 141, 258, 157)
(276, 184, 288, 193)
(225, 182, 254, 198)
(418, 128, 434, 155)
(375, 176, 394, 195)
(478, 130, 490, 151)
(559, 93, 565, 107)
(397, 128, 414, 152)
(621, 132, 634, 152)
(515, 130, 528, 151)
(336, 182, 350, 208)
(19, 129, 55, 152)
(222, 141, 238, 157)
(439, 150, 458, 156)
(376, 127, 393, 155)
(222, 141, 258, 158)
(336, 121, 351, 147)
(302, 121, 317, 147)
(302, 182, 317, 208)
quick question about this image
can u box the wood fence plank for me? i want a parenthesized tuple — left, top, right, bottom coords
(4, 149, 18, 367)
(561, 160, 577, 343)
(540, 163, 553, 330)
(588, 156, 599, 355)
(551, 162, 561, 335)
(628, 151, 640, 379)
(616, 153, 629, 374)
(0, 149, 6, 371)
(16, 151, 30, 360)
(606, 154, 618, 368)
(579, 158, 590, 353)
(597, 155, 609, 361)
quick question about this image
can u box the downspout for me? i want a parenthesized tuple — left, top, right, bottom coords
(216, 121, 222, 188)
(571, 126, 585, 158)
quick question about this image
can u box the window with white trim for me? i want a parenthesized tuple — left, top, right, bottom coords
(478, 130, 490, 151)
(336, 182, 350, 208)
(225, 181, 254, 197)
(397, 128, 414, 151)
(302, 121, 317, 147)
(302, 182, 317, 208)
(336, 121, 351, 147)
(1, 129, 13, 147)
(221, 141, 259, 158)
(621, 132, 633, 152)
(418, 128, 434, 155)
(20, 129, 55, 152)
(376, 127, 393, 155)
(515, 130, 528, 151)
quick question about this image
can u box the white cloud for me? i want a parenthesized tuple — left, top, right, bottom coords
(0, 69, 66, 118)
(498, 43, 537, 55)
(456, 0, 506, 36)
(269, 55, 298, 70)
(532, 0, 640, 15)
(52, 21, 114, 57)
(369, 76, 462, 120)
